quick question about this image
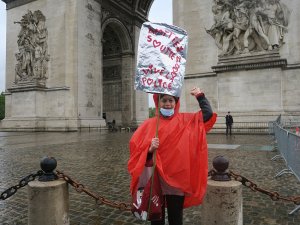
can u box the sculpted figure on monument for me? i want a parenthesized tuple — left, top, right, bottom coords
(14, 10, 49, 84)
(241, 0, 272, 53)
(259, 0, 291, 49)
(218, 9, 235, 56)
(206, 0, 290, 56)
(206, 0, 225, 50)
(232, 3, 249, 54)
(206, 0, 235, 56)
(18, 38, 34, 79)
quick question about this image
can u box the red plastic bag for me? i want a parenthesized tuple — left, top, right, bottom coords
(131, 166, 163, 221)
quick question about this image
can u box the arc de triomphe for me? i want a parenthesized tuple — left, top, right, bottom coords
(174, 0, 300, 129)
(1, 0, 300, 131)
(1, 0, 153, 130)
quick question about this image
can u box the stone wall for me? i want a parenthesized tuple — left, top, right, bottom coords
(174, 0, 300, 131)
(77, 0, 104, 128)
(3, 0, 80, 130)
(1, 0, 149, 130)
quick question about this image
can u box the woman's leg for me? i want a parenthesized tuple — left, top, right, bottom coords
(166, 195, 184, 225)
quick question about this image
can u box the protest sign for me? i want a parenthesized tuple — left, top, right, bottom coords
(135, 22, 188, 97)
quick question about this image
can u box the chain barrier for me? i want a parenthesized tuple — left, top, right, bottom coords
(2, 168, 299, 211)
(225, 170, 300, 205)
(56, 170, 131, 211)
(58, 168, 300, 212)
(0, 170, 44, 201)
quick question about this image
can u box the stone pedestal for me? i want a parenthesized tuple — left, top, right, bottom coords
(28, 180, 69, 225)
(201, 179, 243, 225)
(1, 86, 82, 131)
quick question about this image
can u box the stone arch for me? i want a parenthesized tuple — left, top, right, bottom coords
(135, 0, 155, 17)
(101, 18, 133, 54)
(101, 18, 134, 126)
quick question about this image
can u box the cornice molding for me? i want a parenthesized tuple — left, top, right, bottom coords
(101, 0, 149, 26)
(1, 0, 37, 9)
(212, 51, 288, 72)
(185, 72, 217, 80)
(212, 59, 287, 72)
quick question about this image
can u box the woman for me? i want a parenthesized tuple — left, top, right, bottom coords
(128, 87, 217, 225)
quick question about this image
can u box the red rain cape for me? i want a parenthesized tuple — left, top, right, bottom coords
(128, 94, 217, 208)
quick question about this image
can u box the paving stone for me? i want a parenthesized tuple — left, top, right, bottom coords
(0, 132, 299, 224)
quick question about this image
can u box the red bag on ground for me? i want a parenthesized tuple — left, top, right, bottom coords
(131, 165, 163, 221)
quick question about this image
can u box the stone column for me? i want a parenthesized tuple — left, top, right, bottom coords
(201, 179, 243, 225)
(28, 180, 69, 225)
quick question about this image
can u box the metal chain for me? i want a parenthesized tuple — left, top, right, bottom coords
(0, 170, 44, 200)
(56, 170, 131, 211)
(228, 170, 300, 205)
(3, 168, 298, 209)
(58, 168, 300, 212)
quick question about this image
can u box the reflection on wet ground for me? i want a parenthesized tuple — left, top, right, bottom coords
(0, 131, 299, 224)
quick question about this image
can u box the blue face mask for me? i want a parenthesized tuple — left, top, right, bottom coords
(160, 108, 174, 117)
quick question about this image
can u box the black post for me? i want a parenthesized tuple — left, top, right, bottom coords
(211, 155, 231, 181)
(39, 156, 58, 182)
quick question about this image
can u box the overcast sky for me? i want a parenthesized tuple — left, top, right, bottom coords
(0, 0, 173, 103)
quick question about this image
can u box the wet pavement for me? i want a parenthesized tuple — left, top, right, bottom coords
(0, 131, 300, 225)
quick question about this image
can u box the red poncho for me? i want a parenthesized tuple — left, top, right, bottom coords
(128, 94, 217, 208)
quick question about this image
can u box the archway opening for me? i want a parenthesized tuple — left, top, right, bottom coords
(102, 24, 123, 125)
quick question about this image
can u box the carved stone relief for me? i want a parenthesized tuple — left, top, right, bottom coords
(103, 82, 122, 111)
(102, 25, 122, 56)
(85, 3, 101, 18)
(103, 66, 121, 81)
(101, 4, 134, 45)
(101, 7, 111, 23)
(14, 10, 50, 85)
(206, 0, 291, 57)
(103, 66, 122, 111)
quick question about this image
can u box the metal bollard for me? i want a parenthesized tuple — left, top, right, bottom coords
(28, 157, 70, 225)
(38, 156, 58, 181)
(201, 156, 243, 225)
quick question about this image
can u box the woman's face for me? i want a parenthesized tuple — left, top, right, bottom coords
(159, 95, 176, 109)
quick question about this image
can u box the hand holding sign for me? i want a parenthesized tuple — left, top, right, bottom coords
(135, 22, 188, 97)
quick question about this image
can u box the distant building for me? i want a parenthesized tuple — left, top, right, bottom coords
(174, 0, 300, 132)
(1, 0, 153, 130)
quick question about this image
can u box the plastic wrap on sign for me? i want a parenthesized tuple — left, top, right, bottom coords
(135, 22, 188, 97)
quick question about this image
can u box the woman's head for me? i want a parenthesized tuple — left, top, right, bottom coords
(153, 94, 180, 117)
(158, 94, 179, 117)
(159, 94, 177, 109)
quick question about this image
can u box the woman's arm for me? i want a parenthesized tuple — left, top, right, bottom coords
(190, 87, 213, 122)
